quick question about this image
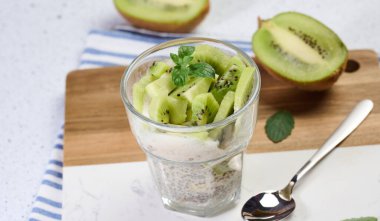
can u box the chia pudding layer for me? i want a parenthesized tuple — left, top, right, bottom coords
(133, 123, 247, 214)
(147, 152, 243, 211)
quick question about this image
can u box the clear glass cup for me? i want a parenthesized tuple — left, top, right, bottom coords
(120, 38, 261, 217)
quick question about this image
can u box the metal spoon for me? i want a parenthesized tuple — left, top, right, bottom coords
(241, 99, 374, 221)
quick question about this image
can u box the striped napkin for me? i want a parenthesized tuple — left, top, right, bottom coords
(28, 28, 252, 221)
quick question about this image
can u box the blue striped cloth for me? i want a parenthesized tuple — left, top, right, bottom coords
(28, 29, 252, 221)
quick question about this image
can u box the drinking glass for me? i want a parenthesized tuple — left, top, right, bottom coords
(120, 38, 261, 217)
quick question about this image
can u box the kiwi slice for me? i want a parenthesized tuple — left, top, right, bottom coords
(132, 74, 157, 113)
(149, 61, 170, 78)
(252, 12, 348, 90)
(167, 96, 188, 124)
(169, 78, 199, 99)
(192, 44, 231, 75)
(228, 55, 246, 70)
(149, 96, 170, 124)
(191, 93, 219, 125)
(149, 96, 188, 124)
(211, 56, 246, 103)
(114, 0, 209, 33)
(170, 77, 213, 103)
(209, 91, 235, 140)
(213, 91, 235, 122)
(234, 67, 255, 112)
(145, 73, 176, 98)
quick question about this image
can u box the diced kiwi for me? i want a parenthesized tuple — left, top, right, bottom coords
(169, 78, 198, 99)
(213, 91, 235, 122)
(170, 77, 213, 104)
(234, 67, 255, 112)
(149, 96, 170, 124)
(145, 73, 176, 97)
(191, 93, 219, 125)
(252, 12, 348, 90)
(148, 96, 188, 124)
(132, 74, 156, 113)
(228, 55, 246, 70)
(185, 104, 192, 121)
(209, 91, 235, 140)
(149, 61, 170, 78)
(191, 44, 230, 75)
(114, 0, 209, 33)
(167, 97, 188, 124)
(210, 56, 246, 103)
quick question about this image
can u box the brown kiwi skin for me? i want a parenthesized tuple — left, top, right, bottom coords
(254, 56, 348, 91)
(116, 1, 210, 33)
(255, 16, 348, 91)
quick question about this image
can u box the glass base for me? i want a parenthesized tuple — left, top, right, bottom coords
(161, 191, 240, 217)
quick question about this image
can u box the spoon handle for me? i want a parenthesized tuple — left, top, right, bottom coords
(292, 99, 374, 183)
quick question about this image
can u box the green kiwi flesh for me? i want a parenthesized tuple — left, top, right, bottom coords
(132, 74, 157, 113)
(234, 67, 255, 112)
(213, 91, 235, 122)
(192, 44, 230, 75)
(148, 96, 188, 124)
(170, 77, 213, 104)
(211, 56, 246, 103)
(167, 97, 188, 124)
(145, 73, 176, 97)
(191, 93, 219, 125)
(252, 12, 348, 90)
(149, 61, 170, 78)
(133, 45, 255, 131)
(149, 96, 170, 124)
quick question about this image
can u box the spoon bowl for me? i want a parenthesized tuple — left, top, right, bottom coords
(242, 191, 295, 221)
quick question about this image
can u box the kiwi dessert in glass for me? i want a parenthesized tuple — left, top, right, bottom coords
(120, 38, 261, 217)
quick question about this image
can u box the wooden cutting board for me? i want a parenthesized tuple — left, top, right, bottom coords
(64, 50, 380, 167)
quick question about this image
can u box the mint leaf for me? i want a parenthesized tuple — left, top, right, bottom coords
(189, 62, 215, 78)
(170, 45, 214, 86)
(178, 46, 195, 58)
(170, 53, 180, 64)
(342, 217, 378, 221)
(265, 110, 294, 143)
(181, 55, 193, 65)
(172, 66, 188, 86)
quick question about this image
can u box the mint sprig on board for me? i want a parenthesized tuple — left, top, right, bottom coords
(170, 46, 216, 86)
(265, 110, 295, 143)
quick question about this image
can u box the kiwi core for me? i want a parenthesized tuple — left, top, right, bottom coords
(263, 21, 326, 65)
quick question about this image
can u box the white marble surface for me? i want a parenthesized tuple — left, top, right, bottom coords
(63, 146, 380, 220)
(1, 0, 380, 220)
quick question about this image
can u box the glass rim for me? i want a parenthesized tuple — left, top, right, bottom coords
(120, 37, 261, 133)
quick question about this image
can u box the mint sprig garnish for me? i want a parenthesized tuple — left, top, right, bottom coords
(170, 46, 216, 86)
(265, 110, 294, 143)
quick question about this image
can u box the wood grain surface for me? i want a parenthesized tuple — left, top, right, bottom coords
(64, 50, 380, 166)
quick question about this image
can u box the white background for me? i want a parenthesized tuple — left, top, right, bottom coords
(1, 0, 379, 220)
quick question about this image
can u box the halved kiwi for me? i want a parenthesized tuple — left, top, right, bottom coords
(114, 0, 210, 33)
(252, 12, 348, 91)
